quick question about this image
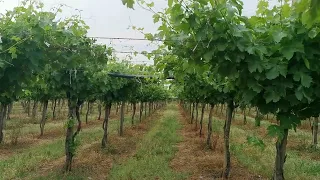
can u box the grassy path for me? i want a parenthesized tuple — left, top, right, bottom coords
(107, 104, 187, 180)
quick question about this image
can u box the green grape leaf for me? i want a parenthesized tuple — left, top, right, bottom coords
(282, 3, 290, 17)
(248, 59, 263, 73)
(295, 87, 303, 101)
(308, 27, 320, 38)
(294, 71, 313, 87)
(272, 31, 287, 43)
(278, 113, 301, 130)
(301, 73, 313, 87)
(209, 0, 214, 7)
(267, 125, 284, 139)
(217, 43, 228, 51)
(265, 67, 279, 80)
(303, 57, 310, 69)
(153, 14, 160, 23)
(9, 47, 17, 59)
(248, 80, 263, 93)
(122, 0, 135, 9)
(264, 89, 281, 103)
(145, 33, 154, 40)
(147, 2, 154, 8)
(281, 41, 304, 60)
(0, 61, 5, 68)
(203, 50, 214, 61)
(242, 89, 256, 103)
(265, 64, 287, 80)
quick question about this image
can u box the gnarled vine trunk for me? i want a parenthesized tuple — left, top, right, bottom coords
(313, 117, 318, 148)
(139, 102, 143, 122)
(57, 99, 61, 114)
(102, 102, 111, 148)
(195, 102, 199, 129)
(32, 101, 38, 119)
(255, 108, 261, 127)
(206, 104, 214, 148)
(223, 100, 234, 179)
(126, 102, 129, 113)
(21, 101, 27, 113)
(119, 101, 125, 136)
(199, 103, 205, 137)
(232, 108, 236, 120)
(6, 103, 12, 120)
(61, 99, 65, 109)
(80, 104, 84, 114)
(0, 104, 7, 143)
(27, 100, 31, 117)
(40, 100, 48, 136)
(191, 102, 195, 124)
(132, 103, 136, 125)
(98, 103, 102, 120)
(38, 102, 42, 112)
(116, 103, 119, 115)
(85, 102, 90, 124)
(144, 102, 147, 118)
(65, 97, 82, 172)
(215, 104, 219, 114)
(52, 99, 57, 120)
(273, 129, 289, 180)
(243, 109, 247, 125)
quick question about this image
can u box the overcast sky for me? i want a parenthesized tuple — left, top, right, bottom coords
(0, 0, 278, 65)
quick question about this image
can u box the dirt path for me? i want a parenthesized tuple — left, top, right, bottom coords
(171, 105, 264, 180)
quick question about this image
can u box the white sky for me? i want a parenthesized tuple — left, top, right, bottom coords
(0, 0, 278, 65)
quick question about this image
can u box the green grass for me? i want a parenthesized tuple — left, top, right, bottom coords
(0, 116, 125, 180)
(107, 105, 187, 180)
(211, 114, 320, 179)
(5, 103, 320, 180)
(20, 113, 145, 180)
(192, 106, 320, 179)
(4, 120, 64, 138)
(229, 127, 320, 179)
